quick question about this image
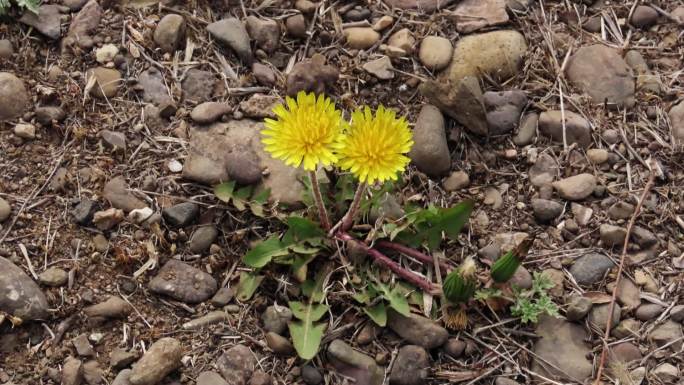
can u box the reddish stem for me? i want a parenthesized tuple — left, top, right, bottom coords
(337, 233, 437, 293)
(376, 240, 454, 274)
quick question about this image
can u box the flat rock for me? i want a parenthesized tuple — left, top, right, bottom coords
(154, 14, 185, 53)
(111, 369, 132, 385)
(0, 72, 30, 121)
(189, 225, 218, 254)
(286, 54, 338, 96)
(73, 333, 95, 357)
(631, 226, 657, 248)
(362, 56, 394, 80)
(246, 16, 280, 53)
(217, 344, 256, 385)
(528, 153, 558, 187)
(531, 199, 563, 222)
(444, 30, 527, 84)
(630, 5, 659, 28)
(668, 101, 684, 142)
(552, 174, 596, 201)
(409, 105, 450, 177)
(93, 208, 124, 230)
(111, 348, 139, 370)
(0, 197, 10, 222)
(101, 130, 127, 150)
(72, 199, 97, 225)
(35, 106, 66, 125)
(38, 267, 69, 287)
(566, 295, 592, 321)
(443, 171, 470, 191)
(0, 256, 49, 321)
(239, 93, 280, 119)
(103, 177, 146, 213)
(87, 67, 121, 99)
(531, 316, 593, 382)
(608, 342, 642, 365)
(344, 27, 380, 49)
(538, 110, 592, 148)
(483, 90, 527, 135)
(588, 303, 621, 331)
(389, 345, 429, 385)
(183, 120, 305, 206)
(64, 0, 102, 50)
(261, 305, 292, 335)
(600, 224, 627, 247)
(181, 69, 216, 102)
(148, 259, 217, 303)
(197, 371, 229, 385)
(384, 0, 456, 11)
(83, 360, 103, 385)
(420, 76, 487, 136)
(264, 332, 294, 356)
(610, 278, 640, 311)
(569, 253, 614, 285)
(62, 357, 84, 385)
(19, 4, 62, 39)
(162, 202, 199, 227)
(387, 309, 448, 349)
(635, 303, 664, 321)
(571, 203, 592, 225)
(191, 102, 232, 124)
(648, 320, 683, 351)
(608, 201, 634, 219)
(327, 339, 384, 385)
(565, 45, 635, 108)
(129, 338, 182, 385)
(84, 296, 131, 321)
(138, 68, 172, 105)
(207, 18, 253, 64)
(450, 0, 508, 33)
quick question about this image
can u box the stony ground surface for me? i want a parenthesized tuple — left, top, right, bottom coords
(1, 0, 683, 384)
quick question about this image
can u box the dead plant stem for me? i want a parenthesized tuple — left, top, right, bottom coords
(593, 164, 656, 384)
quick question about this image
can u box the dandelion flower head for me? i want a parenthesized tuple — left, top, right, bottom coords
(335, 106, 414, 184)
(262, 92, 345, 171)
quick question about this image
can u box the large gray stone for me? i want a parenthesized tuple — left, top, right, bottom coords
(409, 105, 450, 177)
(327, 340, 383, 385)
(531, 316, 593, 382)
(0, 256, 49, 321)
(148, 260, 217, 303)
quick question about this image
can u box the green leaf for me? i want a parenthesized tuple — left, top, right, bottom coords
(236, 272, 263, 301)
(252, 188, 271, 205)
(288, 320, 326, 360)
(364, 302, 387, 327)
(214, 181, 236, 203)
(301, 263, 331, 302)
(353, 290, 371, 304)
(282, 217, 325, 244)
(379, 283, 410, 316)
(289, 301, 329, 321)
(243, 236, 289, 268)
(398, 200, 474, 249)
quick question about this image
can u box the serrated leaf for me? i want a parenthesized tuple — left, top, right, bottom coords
(301, 264, 331, 302)
(214, 181, 236, 203)
(364, 302, 387, 327)
(282, 217, 325, 244)
(353, 290, 371, 304)
(252, 188, 271, 205)
(236, 272, 263, 301)
(243, 236, 289, 268)
(398, 200, 474, 249)
(288, 320, 326, 360)
(289, 301, 329, 322)
(378, 283, 410, 316)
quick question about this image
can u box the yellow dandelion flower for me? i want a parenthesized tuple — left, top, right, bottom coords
(335, 106, 414, 184)
(262, 91, 345, 171)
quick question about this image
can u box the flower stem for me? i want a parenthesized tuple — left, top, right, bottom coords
(309, 171, 331, 231)
(336, 232, 438, 294)
(376, 240, 453, 274)
(330, 182, 367, 236)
